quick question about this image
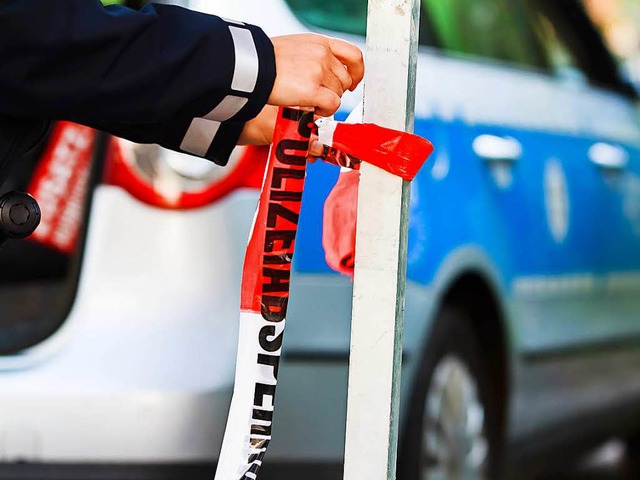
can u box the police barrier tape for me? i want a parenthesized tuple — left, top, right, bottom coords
(214, 107, 433, 480)
(214, 107, 313, 480)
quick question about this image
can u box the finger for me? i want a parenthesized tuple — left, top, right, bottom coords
(314, 88, 341, 117)
(308, 139, 325, 158)
(330, 55, 353, 93)
(327, 38, 365, 90)
(322, 68, 346, 99)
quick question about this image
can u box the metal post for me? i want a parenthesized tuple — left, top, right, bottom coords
(343, 1, 419, 479)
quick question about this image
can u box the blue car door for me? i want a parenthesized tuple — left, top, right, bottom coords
(417, 0, 610, 354)
(529, 1, 640, 344)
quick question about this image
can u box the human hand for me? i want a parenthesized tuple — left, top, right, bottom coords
(239, 105, 328, 159)
(307, 138, 324, 158)
(238, 105, 278, 146)
(268, 34, 364, 117)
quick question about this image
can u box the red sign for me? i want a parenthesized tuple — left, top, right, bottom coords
(27, 122, 96, 254)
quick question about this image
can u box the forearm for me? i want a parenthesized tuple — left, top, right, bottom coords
(0, 0, 276, 164)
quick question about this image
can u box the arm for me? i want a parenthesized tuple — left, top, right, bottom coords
(0, 0, 276, 164)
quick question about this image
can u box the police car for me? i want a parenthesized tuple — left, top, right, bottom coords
(1, 0, 640, 478)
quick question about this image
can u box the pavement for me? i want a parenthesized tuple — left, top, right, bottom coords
(539, 441, 629, 480)
(0, 441, 630, 480)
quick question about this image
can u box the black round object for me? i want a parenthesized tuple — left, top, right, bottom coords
(398, 308, 503, 480)
(624, 435, 640, 477)
(0, 191, 41, 239)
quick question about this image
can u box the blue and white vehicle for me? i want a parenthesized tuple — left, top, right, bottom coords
(1, 0, 639, 478)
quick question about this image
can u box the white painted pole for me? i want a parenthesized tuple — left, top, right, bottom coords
(343, 1, 420, 479)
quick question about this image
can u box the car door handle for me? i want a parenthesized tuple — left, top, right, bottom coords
(588, 142, 628, 170)
(473, 134, 522, 163)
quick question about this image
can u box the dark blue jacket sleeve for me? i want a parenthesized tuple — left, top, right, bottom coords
(0, 0, 276, 165)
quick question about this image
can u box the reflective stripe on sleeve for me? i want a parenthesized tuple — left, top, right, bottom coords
(229, 26, 259, 94)
(180, 118, 221, 157)
(204, 95, 249, 122)
(221, 17, 244, 25)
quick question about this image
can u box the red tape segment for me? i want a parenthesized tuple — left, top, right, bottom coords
(316, 119, 433, 181)
(215, 107, 312, 480)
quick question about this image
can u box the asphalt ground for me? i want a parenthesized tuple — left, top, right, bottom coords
(0, 441, 630, 480)
(537, 441, 629, 480)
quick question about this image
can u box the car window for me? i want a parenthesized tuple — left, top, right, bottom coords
(285, 0, 368, 36)
(524, 0, 635, 96)
(583, 0, 640, 61)
(284, 0, 545, 67)
(526, 4, 587, 81)
(422, 0, 546, 68)
(581, 0, 640, 92)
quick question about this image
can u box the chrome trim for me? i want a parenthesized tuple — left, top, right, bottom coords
(423, 355, 488, 479)
(472, 134, 522, 163)
(588, 142, 629, 170)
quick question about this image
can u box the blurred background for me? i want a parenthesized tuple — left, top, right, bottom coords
(1, 0, 640, 479)
(586, 0, 640, 82)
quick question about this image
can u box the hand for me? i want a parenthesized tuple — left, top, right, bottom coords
(238, 105, 278, 146)
(269, 34, 364, 117)
(239, 105, 327, 159)
(307, 138, 324, 159)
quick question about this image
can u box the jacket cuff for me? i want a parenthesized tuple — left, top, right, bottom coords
(204, 121, 245, 166)
(231, 23, 276, 121)
(195, 21, 276, 125)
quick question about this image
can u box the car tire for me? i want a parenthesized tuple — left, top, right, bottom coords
(624, 435, 640, 478)
(398, 308, 503, 480)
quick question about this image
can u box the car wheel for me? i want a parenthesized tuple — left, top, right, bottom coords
(399, 308, 503, 480)
(624, 435, 640, 477)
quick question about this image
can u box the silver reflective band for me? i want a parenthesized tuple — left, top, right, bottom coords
(229, 26, 259, 94)
(180, 118, 221, 157)
(222, 17, 244, 25)
(204, 95, 249, 122)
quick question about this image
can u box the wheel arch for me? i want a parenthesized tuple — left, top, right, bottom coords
(424, 246, 514, 417)
(400, 245, 514, 476)
(440, 270, 511, 443)
(399, 264, 513, 478)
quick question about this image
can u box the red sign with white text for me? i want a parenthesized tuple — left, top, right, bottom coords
(27, 122, 96, 254)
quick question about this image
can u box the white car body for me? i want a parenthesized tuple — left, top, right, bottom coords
(2, 0, 640, 476)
